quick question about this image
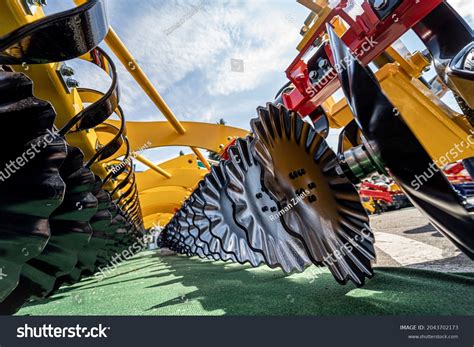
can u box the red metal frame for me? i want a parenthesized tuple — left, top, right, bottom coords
(283, 0, 442, 116)
(444, 162, 473, 183)
(220, 138, 237, 161)
(360, 189, 393, 203)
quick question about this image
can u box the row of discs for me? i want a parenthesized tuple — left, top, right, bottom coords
(159, 104, 376, 286)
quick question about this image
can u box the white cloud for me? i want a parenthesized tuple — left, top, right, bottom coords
(99, 0, 307, 114)
(447, 0, 474, 26)
(46, 0, 474, 133)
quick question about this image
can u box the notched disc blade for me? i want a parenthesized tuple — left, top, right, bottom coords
(199, 166, 265, 266)
(190, 190, 236, 262)
(251, 103, 375, 285)
(224, 136, 311, 273)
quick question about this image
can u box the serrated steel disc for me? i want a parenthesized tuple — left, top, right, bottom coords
(176, 205, 203, 257)
(163, 211, 190, 254)
(200, 165, 265, 266)
(251, 103, 375, 285)
(190, 189, 237, 262)
(183, 197, 211, 259)
(224, 137, 311, 273)
(180, 199, 215, 260)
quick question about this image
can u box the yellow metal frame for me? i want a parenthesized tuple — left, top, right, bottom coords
(98, 120, 249, 159)
(137, 154, 207, 228)
(296, 0, 331, 51)
(302, 7, 474, 161)
(323, 56, 474, 161)
(1, 0, 249, 228)
(5, 0, 472, 230)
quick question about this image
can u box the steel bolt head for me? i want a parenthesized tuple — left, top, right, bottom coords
(373, 0, 388, 10)
(60, 65, 75, 76)
(28, 0, 47, 6)
(66, 78, 79, 88)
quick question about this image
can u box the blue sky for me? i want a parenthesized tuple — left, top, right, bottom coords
(44, 0, 474, 169)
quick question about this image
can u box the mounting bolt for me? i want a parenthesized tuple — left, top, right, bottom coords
(60, 65, 75, 77)
(308, 195, 317, 203)
(255, 193, 263, 199)
(373, 0, 388, 10)
(27, 0, 47, 6)
(66, 78, 79, 88)
(261, 206, 269, 212)
(270, 207, 277, 212)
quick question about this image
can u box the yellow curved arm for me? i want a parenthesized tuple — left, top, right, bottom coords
(140, 186, 191, 217)
(137, 154, 206, 191)
(99, 121, 249, 160)
(144, 213, 174, 229)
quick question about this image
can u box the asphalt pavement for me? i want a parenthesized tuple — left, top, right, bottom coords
(371, 207, 474, 272)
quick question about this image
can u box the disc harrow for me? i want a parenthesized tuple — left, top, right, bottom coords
(0, 0, 473, 315)
(161, 104, 374, 284)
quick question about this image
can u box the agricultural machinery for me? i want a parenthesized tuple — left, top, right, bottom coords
(0, 0, 472, 315)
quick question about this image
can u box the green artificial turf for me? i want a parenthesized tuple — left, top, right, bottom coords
(16, 251, 474, 316)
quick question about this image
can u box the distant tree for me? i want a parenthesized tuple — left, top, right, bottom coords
(208, 119, 227, 161)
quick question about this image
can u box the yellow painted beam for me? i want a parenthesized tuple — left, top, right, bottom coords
(325, 64, 474, 161)
(144, 213, 174, 229)
(140, 186, 191, 217)
(380, 65, 474, 160)
(99, 121, 249, 160)
(138, 168, 205, 192)
(191, 146, 211, 170)
(104, 27, 186, 135)
(103, 28, 214, 170)
(136, 154, 206, 192)
(75, 1, 213, 170)
(134, 154, 172, 179)
(296, 2, 332, 52)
